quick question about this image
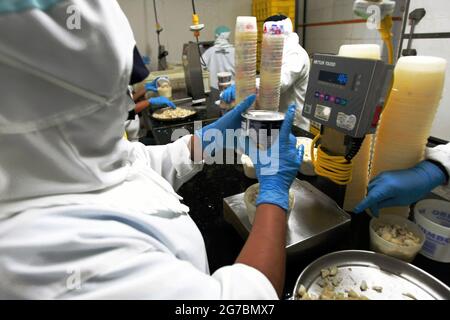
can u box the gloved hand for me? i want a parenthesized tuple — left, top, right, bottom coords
(252, 105, 304, 212)
(145, 77, 159, 93)
(149, 96, 176, 110)
(354, 161, 447, 217)
(221, 84, 236, 104)
(196, 95, 255, 152)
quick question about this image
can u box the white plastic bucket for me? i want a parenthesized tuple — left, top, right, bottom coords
(414, 199, 450, 263)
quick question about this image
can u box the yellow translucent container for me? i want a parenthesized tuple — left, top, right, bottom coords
(371, 56, 447, 217)
(338, 44, 381, 212)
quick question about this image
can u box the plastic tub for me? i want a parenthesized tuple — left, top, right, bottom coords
(217, 72, 232, 84)
(369, 214, 425, 262)
(244, 183, 295, 224)
(157, 86, 172, 99)
(414, 200, 450, 263)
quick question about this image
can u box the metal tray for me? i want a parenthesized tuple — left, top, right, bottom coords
(293, 250, 450, 300)
(223, 179, 351, 255)
(151, 105, 197, 122)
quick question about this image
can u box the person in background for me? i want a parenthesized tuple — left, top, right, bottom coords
(125, 47, 175, 141)
(354, 144, 450, 216)
(0, 0, 303, 299)
(201, 26, 235, 90)
(222, 15, 310, 131)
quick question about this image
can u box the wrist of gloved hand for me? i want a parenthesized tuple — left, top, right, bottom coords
(416, 160, 447, 188)
(195, 95, 255, 152)
(256, 180, 290, 212)
(148, 97, 176, 110)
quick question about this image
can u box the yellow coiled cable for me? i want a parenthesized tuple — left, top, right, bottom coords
(379, 16, 394, 65)
(311, 134, 353, 185)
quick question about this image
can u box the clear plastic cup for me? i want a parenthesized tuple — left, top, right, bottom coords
(369, 214, 425, 262)
(235, 16, 257, 32)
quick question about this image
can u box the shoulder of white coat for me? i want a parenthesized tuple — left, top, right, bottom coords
(426, 143, 450, 186)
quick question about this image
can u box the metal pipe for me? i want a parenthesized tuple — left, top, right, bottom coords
(397, 0, 411, 58)
(303, 0, 307, 47)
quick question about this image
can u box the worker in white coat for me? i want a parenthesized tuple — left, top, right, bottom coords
(222, 15, 311, 131)
(201, 26, 235, 90)
(354, 144, 450, 216)
(0, 0, 303, 299)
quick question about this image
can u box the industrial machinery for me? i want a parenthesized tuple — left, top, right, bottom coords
(302, 54, 393, 186)
(353, 0, 396, 64)
(152, 0, 168, 70)
(402, 8, 426, 57)
(295, 0, 397, 206)
(181, 0, 210, 102)
(182, 42, 213, 102)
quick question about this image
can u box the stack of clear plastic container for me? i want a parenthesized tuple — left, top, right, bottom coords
(235, 17, 258, 105)
(370, 56, 447, 217)
(258, 21, 285, 111)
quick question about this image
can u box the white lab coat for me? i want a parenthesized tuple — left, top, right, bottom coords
(280, 18, 311, 131)
(202, 32, 235, 90)
(0, 0, 277, 300)
(279, 31, 311, 131)
(260, 18, 311, 131)
(427, 143, 450, 195)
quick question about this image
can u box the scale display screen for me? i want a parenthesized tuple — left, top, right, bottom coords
(319, 70, 349, 86)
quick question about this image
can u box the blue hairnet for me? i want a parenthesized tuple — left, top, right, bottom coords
(215, 26, 231, 37)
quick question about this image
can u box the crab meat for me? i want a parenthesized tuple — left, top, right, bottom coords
(332, 276, 342, 287)
(329, 266, 338, 276)
(360, 280, 368, 291)
(402, 292, 417, 300)
(347, 289, 359, 299)
(372, 286, 383, 293)
(321, 268, 331, 278)
(297, 284, 307, 298)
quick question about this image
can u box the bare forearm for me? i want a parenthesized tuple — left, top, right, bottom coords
(135, 100, 150, 114)
(236, 204, 287, 297)
(133, 87, 146, 102)
(190, 135, 203, 163)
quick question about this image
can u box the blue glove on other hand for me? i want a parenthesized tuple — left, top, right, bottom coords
(252, 105, 304, 212)
(195, 95, 255, 152)
(354, 160, 447, 217)
(149, 96, 176, 110)
(221, 84, 236, 104)
(145, 78, 159, 93)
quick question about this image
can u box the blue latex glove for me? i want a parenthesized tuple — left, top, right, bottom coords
(145, 77, 159, 93)
(149, 96, 176, 110)
(251, 105, 304, 212)
(221, 84, 236, 104)
(195, 94, 255, 152)
(354, 161, 447, 217)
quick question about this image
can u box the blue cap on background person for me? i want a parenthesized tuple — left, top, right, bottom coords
(215, 26, 231, 37)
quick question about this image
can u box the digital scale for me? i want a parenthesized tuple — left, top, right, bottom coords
(303, 54, 393, 138)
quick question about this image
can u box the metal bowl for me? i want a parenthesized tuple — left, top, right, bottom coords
(151, 106, 197, 122)
(293, 250, 450, 300)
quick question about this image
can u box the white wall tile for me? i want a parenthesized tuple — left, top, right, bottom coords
(117, 0, 252, 70)
(406, 0, 450, 33)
